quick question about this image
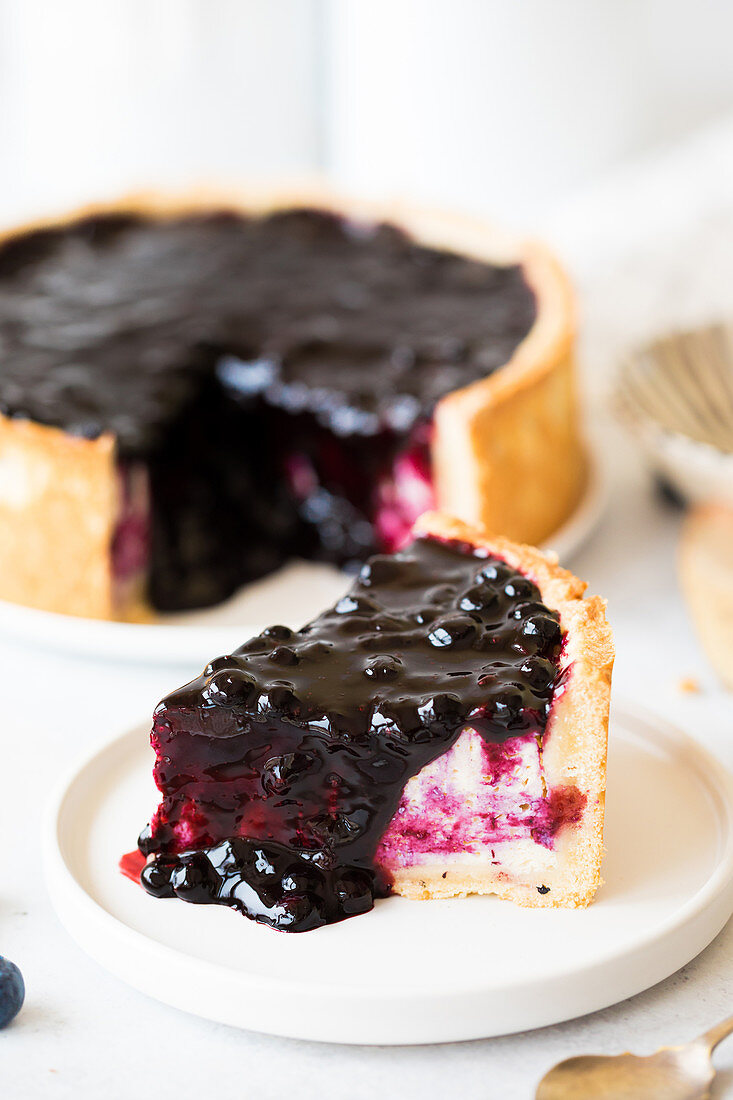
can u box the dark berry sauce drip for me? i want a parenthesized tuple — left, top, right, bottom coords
(0, 208, 535, 611)
(138, 535, 572, 932)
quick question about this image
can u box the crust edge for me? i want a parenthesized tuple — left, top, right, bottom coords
(393, 510, 614, 909)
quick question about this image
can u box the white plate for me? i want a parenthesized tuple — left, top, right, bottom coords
(44, 702, 733, 1045)
(0, 455, 606, 668)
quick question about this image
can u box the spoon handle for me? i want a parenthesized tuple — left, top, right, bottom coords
(701, 1014, 733, 1051)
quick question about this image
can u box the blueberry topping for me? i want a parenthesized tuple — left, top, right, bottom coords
(140, 859, 177, 898)
(521, 613, 563, 651)
(459, 585, 497, 612)
(520, 656, 557, 691)
(204, 668, 256, 707)
(335, 595, 376, 615)
(504, 576, 536, 600)
(299, 640, 333, 660)
(170, 853, 219, 902)
(270, 645, 300, 667)
(274, 684, 302, 713)
(137, 822, 155, 856)
(428, 614, 477, 648)
(360, 557, 402, 586)
(335, 870, 374, 915)
(364, 655, 403, 680)
(0, 209, 536, 614)
(204, 655, 236, 676)
(262, 625, 293, 642)
(476, 562, 512, 585)
(140, 536, 563, 932)
(142, 839, 378, 932)
(262, 751, 313, 794)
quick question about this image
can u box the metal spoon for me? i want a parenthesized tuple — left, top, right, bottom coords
(536, 1015, 733, 1099)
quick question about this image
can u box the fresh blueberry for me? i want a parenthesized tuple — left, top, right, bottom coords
(521, 613, 562, 650)
(335, 870, 374, 915)
(204, 667, 256, 707)
(359, 556, 401, 586)
(0, 957, 24, 1029)
(428, 614, 477, 648)
(261, 625, 293, 641)
(459, 585, 497, 612)
(503, 576, 536, 600)
(269, 645, 300, 667)
(140, 858, 177, 898)
(363, 655, 402, 680)
(171, 853, 220, 902)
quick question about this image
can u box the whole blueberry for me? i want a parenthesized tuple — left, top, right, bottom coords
(503, 576, 536, 600)
(335, 870, 374, 916)
(363, 655, 402, 680)
(428, 614, 477, 649)
(0, 957, 24, 1028)
(269, 645, 300, 667)
(459, 585, 496, 612)
(521, 612, 562, 651)
(204, 667, 255, 707)
(140, 857, 177, 899)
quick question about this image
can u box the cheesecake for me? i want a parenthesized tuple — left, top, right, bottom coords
(136, 511, 613, 931)
(0, 187, 583, 619)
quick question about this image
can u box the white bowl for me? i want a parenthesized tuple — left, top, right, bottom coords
(616, 322, 733, 505)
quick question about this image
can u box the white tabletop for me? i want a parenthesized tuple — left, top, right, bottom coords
(2, 422, 732, 1099)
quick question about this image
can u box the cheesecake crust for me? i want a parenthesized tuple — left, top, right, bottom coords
(0, 185, 582, 619)
(0, 417, 117, 618)
(395, 511, 614, 909)
(680, 503, 733, 690)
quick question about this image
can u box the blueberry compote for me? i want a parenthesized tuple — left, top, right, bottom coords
(138, 535, 572, 932)
(0, 208, 536, 610)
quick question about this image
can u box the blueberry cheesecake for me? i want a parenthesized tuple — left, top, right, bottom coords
(136, 511, 613, 932)
(0, 188, 582, 619)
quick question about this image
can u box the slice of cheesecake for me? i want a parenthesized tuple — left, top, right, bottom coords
(137, 511, 613, 931)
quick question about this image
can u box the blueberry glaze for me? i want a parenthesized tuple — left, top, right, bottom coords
(0, 208, 536, 610)
(138, 535, 578, 932)
(0, 209, 535, 447)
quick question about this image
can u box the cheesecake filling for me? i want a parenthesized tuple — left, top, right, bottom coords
(111, 463, 151, 615)
(136, 535, 583, 932)
(376, 727, 585, 881)
(0, 208, 535, 612)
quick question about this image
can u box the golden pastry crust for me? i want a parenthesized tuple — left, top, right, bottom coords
(0, 417, 117, 618)
(391, 511, 614, 909)
(680, 503, 733, 690)
(0, 184, 581, 619)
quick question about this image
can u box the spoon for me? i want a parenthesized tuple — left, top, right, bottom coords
(536, 1015, 733, 1099)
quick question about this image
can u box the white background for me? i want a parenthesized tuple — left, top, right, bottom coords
(2, 0, 733, 228)
(1, 3, 733, 1095)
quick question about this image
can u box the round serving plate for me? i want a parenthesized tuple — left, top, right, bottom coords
(0, 454, 606, 667)
(44, 702, 733, 1046)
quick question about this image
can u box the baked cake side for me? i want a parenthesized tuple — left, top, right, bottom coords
(435, 238, 584, 549)
(0, 417, 117, 618)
